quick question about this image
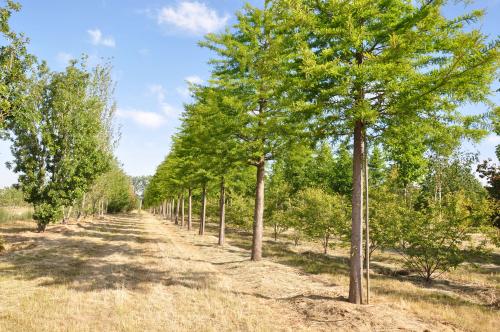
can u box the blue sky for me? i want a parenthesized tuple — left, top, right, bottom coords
(0, 0, 498, 187)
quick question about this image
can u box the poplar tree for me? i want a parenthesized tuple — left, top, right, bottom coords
(279, 0, 498, 303)
(7, 60, 114, 231)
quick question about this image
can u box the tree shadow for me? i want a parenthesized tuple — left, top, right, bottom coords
(0, 215, 190, 292)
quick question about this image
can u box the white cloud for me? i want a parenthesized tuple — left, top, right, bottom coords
(117, 108, 166, 128)
(186, 75, 203, 85)
(87, 28, 116, 47)
(56, 52, 74, 67)
(148, 84, 180, 116)
(177, 75, 203, 98)
(157, 1, 229, 35)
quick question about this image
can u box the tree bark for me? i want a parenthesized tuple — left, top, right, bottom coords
(181, 193, 185, 227)
(251, 159, 265, 261)
(163, 200, 167, 219)
(218, 177, 226, 246)
(365, 135, 370, 304)
(188, 188, 192, 231)
(349, 120, 364, 304)
(77, 193, 86, 221)
(175, 195, 180, 225)
(324, 233, 329, 255)
(199, 185, 206, 235)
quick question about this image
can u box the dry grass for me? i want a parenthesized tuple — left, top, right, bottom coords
(0, 213, 498, 332)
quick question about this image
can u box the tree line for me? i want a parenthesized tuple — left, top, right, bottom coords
(0, 1, 136, 231)
(143, 0, 499, 304)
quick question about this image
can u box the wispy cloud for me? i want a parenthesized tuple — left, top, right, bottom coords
(148, 84, 180, 116)
(56, 52, 74, 67)
(177, 75, 203, 98)
(117, 108, 166, 128)
(157, 1, 229, 35)
(87, 28, 116, 47)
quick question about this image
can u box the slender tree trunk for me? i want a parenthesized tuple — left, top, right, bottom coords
(77, 193, 86, 221)
(365, 135, 370, 305)
(171, 199, 175, 221)
(181, 193, 185, 227)
(251, 159, 265, 261)
(274, 223, 278, 242)
(199, 185, 207, 235)
(349, 120, 364, 304)
(324, 233, 329, 255)
(175, 195, 180, 225)
(218, 177, 226, 246)
(163, 200, 167, 219)
(188, 188, 192, 231)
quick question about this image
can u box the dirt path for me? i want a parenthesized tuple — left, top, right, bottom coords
(0, 213, 456, 331)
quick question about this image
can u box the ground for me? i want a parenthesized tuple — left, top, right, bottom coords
(0, 213, 498, 331)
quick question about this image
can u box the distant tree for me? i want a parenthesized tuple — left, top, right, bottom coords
(292, 188, 350, 254)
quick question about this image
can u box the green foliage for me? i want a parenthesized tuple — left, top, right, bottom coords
(225, 194, 254, 231)
(291, 188, 350, 253)
(0, 186, 26, 206)
(397, 191, 491, 282)
(6, 60, 115, 230)
(0, 1, 35, 132)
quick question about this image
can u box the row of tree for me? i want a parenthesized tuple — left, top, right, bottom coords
(143, 0, 498, 304)
(0, 1, 136, 231)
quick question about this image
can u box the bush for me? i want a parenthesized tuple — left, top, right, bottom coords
(226, 194, 253, 231)
(396, 191, 490, 282)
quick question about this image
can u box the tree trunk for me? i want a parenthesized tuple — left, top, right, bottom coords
(251, 159, 265, 261)
(77, 193, 86, 221)
(188, 188, 192, 231)
(274, 223, 278, 242)
(349, 120, 364, 304)
(218, 177, 226, 246)
(199, 185, 206, 235)
(324, 233, 329, 255)
(175, 195, 180, 225)
(171, 199, 175, 221)
(181, 193, 185, 227)
(365, 135, 371, 304)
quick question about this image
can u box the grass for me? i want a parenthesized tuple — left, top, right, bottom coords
(0, 213, 498, 331)
(201, 219, 499, 332)
(0, 206, 33, 223)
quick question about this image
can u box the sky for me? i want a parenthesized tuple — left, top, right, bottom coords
(0, 0, 499, 187)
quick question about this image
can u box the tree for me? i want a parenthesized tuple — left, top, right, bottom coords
(201, 2, 299, 260)
(7, 60, 114, 231)
(280, 0, 498, 303)
(397, 191, 491, 282)
(292, 188, 349, 254)
(0, 1, 34, 132)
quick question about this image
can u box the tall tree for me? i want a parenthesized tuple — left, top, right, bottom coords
(281, 0, 498, 303)
(201, 2, 296, 260)
(7, 60, 114, 231)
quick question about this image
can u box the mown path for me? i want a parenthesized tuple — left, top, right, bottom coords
(0, 213, 454, 331)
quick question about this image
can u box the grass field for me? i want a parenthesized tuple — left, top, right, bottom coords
(0, 213, 498, 331)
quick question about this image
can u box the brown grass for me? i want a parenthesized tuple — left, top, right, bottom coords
(0, 213, 498, 332)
